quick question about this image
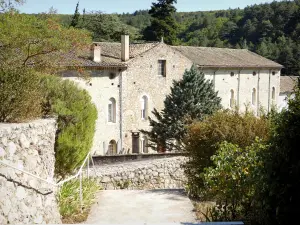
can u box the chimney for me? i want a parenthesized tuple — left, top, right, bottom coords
(92, 43, 101, 63)
(121, 35, 129, 62)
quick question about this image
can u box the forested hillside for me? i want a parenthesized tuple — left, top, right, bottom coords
(56, 0, 300, 75)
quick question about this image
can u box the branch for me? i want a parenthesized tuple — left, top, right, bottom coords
(23, 48, 58, 66)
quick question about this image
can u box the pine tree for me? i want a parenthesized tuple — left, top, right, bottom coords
(70, 2, 80, 28)
(143, 0, 179, 45)
(141, 65, 222, 151)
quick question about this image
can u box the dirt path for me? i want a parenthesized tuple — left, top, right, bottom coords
(86, 189, 197, 224)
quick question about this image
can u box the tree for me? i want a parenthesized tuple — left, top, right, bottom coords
(143, 0, 179, 45)
(0, 0, 24, 12)
(0, 12, 91, 73)
(70, 1, 80, 28)
(257, 78, 300, 225)
(80, 11, 140, 42)
(141, 65, 221, 151)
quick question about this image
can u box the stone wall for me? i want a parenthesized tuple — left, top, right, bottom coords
(0, 119, 61, 224)
(93, 152, 187, 165)
(91, 156, 187, 190)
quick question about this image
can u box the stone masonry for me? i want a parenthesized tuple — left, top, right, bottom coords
(0, 119, 61, 224)
(90, 156, 187, 190)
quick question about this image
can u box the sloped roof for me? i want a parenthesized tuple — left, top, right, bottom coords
(95, 42, 160, 59)
(280, 76, 299, 93)
(60, 42, 160, 68)
(172, 46, 283, 69)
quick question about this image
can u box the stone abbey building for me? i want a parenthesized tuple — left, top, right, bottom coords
(61, 35, 282, 156)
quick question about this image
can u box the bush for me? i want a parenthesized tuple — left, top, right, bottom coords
(0, 68, 42, 122)
(256, 79, 300, 225)
(184, 109, 271, 197)
(58, 178, 100, 223)
(202, 140, 268, 222)
(40, 75, 97, 178)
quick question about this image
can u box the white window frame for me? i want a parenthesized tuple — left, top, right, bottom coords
(108, 98, 116, 123)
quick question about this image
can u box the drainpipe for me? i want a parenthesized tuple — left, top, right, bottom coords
(119, 71, 123, 154)
(257, 70, 260, 116)
(268, 69, 271, 112)
(237, 69, 242, 110)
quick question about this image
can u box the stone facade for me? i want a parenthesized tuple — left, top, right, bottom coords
(202, 68, 281, 114)
(90, 156, 187, 190)
(61, 36, 282, 156)
(0, 119, 61, 224)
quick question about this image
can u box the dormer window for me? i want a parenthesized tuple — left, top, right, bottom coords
(158, 60, 166, 76)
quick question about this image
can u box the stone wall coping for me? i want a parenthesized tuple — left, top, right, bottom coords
(0, 118, 56, 130)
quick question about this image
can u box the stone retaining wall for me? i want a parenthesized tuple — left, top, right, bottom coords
(91, 156, 187, 190)
(0, 119, 61, 224)
(92, 152, 187, 165)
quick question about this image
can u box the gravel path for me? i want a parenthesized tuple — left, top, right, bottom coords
(85, 189, 197, 224)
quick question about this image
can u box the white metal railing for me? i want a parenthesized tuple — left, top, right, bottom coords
(0, 150, 96, 212)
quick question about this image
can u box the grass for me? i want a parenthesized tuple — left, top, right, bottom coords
(57, 178, 101, 224)
(192, 200, 216, 222)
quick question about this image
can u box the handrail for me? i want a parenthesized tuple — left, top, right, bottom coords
(0, 151, 93, 187)
(0, 150, 96, 212)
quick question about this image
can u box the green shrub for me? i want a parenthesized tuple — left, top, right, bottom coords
(202, 140, 268, 222)
(40, 75, 97, 178)
(58, 178, 100, 223)
(184, 109, 271, 198)
(256, 79, 300, 225)
(0, 68, 42, 122)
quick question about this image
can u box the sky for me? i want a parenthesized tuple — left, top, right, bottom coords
(18, 0, 275, 14)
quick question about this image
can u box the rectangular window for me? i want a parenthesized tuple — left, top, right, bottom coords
(158, 60, 166, 76)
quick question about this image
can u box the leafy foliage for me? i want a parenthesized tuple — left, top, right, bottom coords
(141, 65, 221, 152)
(40, 75, 97, 178)
(70, 1, 80, 28)
(143, 0, 179, 44)
(184, 109, 271, 198)
(58, 178, 100, 223)
(202, 140, 269, 222)
(0, 68, 42, 122)
(117, 1, 300, 74)
(0, 0, 24, 12)
(255, 78, 300, 225)
(0, 12, 91, 73)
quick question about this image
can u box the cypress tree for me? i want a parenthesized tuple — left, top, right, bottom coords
(141, 65, 222, 151)
(143, 0, 179, 45)
(70, 2, 80, 28)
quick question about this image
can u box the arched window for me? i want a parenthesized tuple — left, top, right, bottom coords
(141, 96, 148, 120)
(140, 136, 148, 153)
(108, 98, 116, 123)
(272, 87, 276, 101)
(252, 88, 256, 106)
(108, 140, 117, 155)
(230, 90, 235, 108)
